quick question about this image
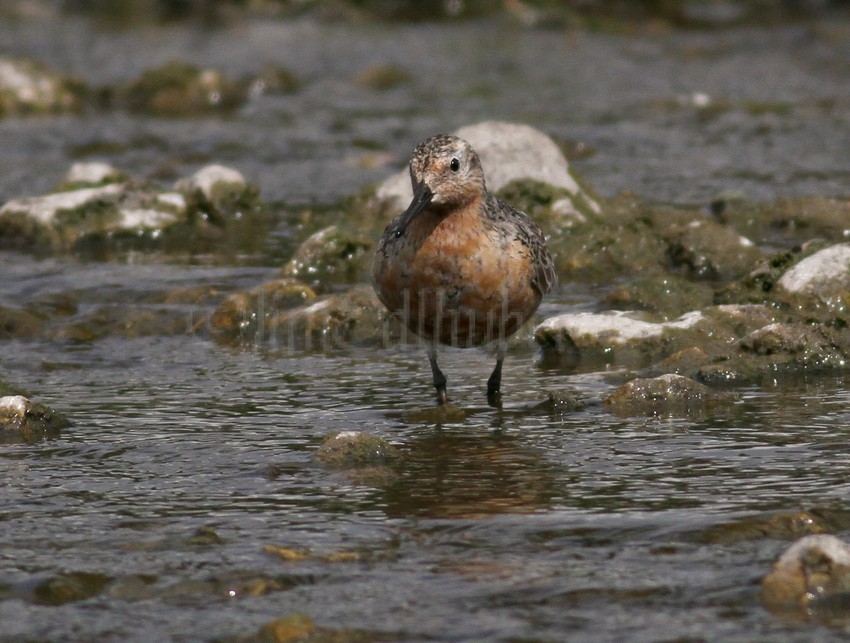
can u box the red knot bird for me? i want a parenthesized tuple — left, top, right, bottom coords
(372, 134, 556, 405)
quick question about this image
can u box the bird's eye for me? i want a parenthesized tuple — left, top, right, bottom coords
(449, 158, 460, 172)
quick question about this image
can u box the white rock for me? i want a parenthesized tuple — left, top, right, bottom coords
(0, 183, 124, 225)
(763, 534, 850, 608)
(0, 57, 69, 108)
(773, 534, 850, 571)
(176, 164, 246, 200)
(64, 161, 122, 185)
(0, 395, 30, 418)
(776, 243, 850, 294)
(155, 191, 188, 213)
(376, 121, 600, 214)
(535, 310, 703, 346)
(119, 208, 178, 229)
(333, 430, 363, 440)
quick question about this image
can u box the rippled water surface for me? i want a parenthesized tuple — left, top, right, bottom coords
(2, 10, 850, 642)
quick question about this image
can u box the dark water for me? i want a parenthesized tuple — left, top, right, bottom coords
(2, 11, 850, 641)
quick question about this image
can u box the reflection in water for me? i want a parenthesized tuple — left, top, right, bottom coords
(384, 429, 558, 519)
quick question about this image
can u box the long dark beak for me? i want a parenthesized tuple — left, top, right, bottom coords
(394, 180, 433, 238)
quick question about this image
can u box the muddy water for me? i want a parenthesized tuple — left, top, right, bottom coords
(2, 11, 850, 641)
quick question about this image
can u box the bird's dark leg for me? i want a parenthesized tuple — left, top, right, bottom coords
(428, 345, 448, 405)
(486, 344, 506, 407)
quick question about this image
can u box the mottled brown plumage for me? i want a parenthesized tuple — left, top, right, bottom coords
(372, 134, 555, 405)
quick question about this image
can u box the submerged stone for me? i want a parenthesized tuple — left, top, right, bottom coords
(314, 430, 401, 468)
(700, 510, 838, 545)
(254, 613, 316, 642)
(0, 305, 46, 339)
(250, 62, 301, 95)
(55, 305, 191, 341)
(209, 278, 316, 345)
(533, 392, 587, 415)
(268, 284, 386, 350)
(31, 572, 112, 606)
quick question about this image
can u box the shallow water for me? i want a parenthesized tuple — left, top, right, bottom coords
(2, 10, 850, 642)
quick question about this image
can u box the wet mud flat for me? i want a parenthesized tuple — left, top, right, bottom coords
(2, 5, 850, 641)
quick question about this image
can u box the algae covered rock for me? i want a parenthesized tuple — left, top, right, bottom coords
(601, 275, 715, 319)
(663, 218, 761, 281)
(0, 393, 68, 444)
(603, 373, 728, 415)
(268, 284, 386, 350)
(118, 60, 246, 116)
(697, 320, 850, 384)
(763, 534, 850, 611)
(737, 322, 850, 370)
(210, 278, 316, 345)
(0, 56, 84, 116)
(281, 225, 373, 291)
(211, 282, 384, 351)
(0, 163, 269, 255)
(0, 181, 184, 252)
(534, 309, 704, 367)
(535, 302, 789, 376)
(314, 430, 401, 468)
(174, 164, 259, 225)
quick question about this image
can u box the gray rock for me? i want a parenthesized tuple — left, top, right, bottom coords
(774, 243, 850, 314)
(375, 121, 600, 217)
